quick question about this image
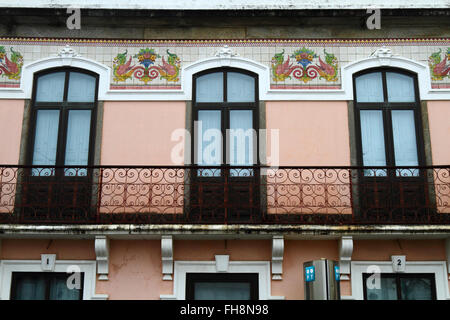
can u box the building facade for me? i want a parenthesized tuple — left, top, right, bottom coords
(0, 2, 450, 300)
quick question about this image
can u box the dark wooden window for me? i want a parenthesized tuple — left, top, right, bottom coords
(363, 273, 436, 300)
(186, 273, 259, 300)
(10, 272, 84, 300)
(21, 68, 98, 220)
(353, 68, 427, 218)
(190, 68, 260, 222)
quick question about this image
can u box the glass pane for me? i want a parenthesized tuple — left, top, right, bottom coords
(366, 276, 398, 300)
(400, 277, 433, 300)
(194, 282, 251, 300)
(12, 275, 47, 300)
(360, 110, 387, 176)
(387, 72, 415, 103)
(64, 110, 92, 177)
(227, 72, 255, 102)
(32, 110, 60, 176)
(196, 72, 223, 103)
(392, 110, 419, 177)
(67, 72, 96, 102)
(355, 72, 384, 103)
(229, 110, 254, 177)
(36, 72, 65, 102)
(197, 110, 222, 177)
(49, 276, 82, 300)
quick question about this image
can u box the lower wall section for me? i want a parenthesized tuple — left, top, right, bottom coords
(0, 238, 448, 300)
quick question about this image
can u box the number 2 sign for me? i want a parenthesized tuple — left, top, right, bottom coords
(391, 255, 406, 272)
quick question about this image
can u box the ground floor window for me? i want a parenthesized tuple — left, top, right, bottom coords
(10, 272, 84, 300)
(363, 273, 436, 300)
(185, 273, 259, 300)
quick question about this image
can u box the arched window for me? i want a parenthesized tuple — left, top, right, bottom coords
(353, 68, 424, 176)
(22, 68, 98, 220)
(191, 68, 259, 222)
(28, 68, 98, 176)
(353, 68, 428, 218)
(192, 68, 259, 173)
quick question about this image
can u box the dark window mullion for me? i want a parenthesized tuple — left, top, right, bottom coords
(223, 70, 228, 103)
(381, 71, 389, 103)
(222, 108, 228, 170)
(45, 274, 51, 300)
(396, 275, 403, 300)
(63, 71, 70, 101)
(55, 106, 69, 176)
(383, 108, 396, 177)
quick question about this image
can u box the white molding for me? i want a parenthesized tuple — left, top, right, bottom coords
(160, 260, 284, 300)
(182, 55, 270, 101)
(0, 259, 108, 300)
(271, 235, 284, 280)
(446, 238, 450, 280)
(341, 53, 450, 101)
(161, 235, 173, 281)
(215, 45, 239, 58)
(339, 236, 353, 280)
(0, 53, 111, 100)
(350, 260, 450, 300)
(94, 236, 109, 281)
(1, 51, 449, 101)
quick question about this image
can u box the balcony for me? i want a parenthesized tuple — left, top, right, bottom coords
(0, 165, 449, 225)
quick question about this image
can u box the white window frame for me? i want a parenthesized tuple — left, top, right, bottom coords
(160, 260, 284, 300)
(350, 260, 450, 300)
(0, 260, 108, 300)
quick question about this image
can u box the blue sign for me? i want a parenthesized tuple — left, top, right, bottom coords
(305, 266, 315, 282)
(334, 265, 340, 281)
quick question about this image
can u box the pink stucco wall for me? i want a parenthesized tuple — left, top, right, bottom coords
(1, 239, 448, 299)
(101, 101, 186, 165)
(0, 99, 24, 165)
(0, 239, 95, 260)
(265, 101, 350, 166)
(427, 101, 450, 165)
(95, 240, 171, 300)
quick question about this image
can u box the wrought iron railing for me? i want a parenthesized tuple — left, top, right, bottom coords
(0, 165, 449, 224)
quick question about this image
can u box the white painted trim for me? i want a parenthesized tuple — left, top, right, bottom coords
(160, 260, 284, 300)
(339, 236, 353, 280)
(1, 53, 449, 101)
(182, 56, 270, 101)
(0, 54, 111, 100)
(161, 235, 174, 280)
(271, 235, 284, 280)
(0, 259, 108, 300)
(94, 236, 109, 281)
(350, 260, 450, 300)
(341, 55, 450, 101)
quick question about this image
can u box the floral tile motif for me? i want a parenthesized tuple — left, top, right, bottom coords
(113, 48, 181, 85)
(0, 38, 449, 90)
(271, 47, 338, 84)
(0, 46, 23, 81)
(429, 48, 450, 81)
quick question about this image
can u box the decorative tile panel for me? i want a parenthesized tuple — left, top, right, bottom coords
(0, 38, 449, 90)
